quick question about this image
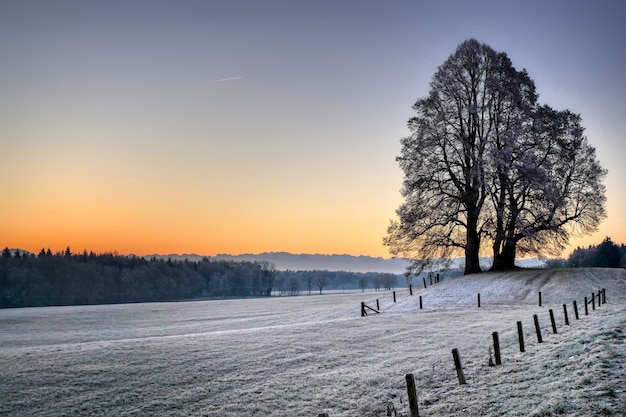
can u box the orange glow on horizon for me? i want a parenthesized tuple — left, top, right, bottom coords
(3, 210, 623, 260)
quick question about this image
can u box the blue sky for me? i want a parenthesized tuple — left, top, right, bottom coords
(1, 0, 624, 257)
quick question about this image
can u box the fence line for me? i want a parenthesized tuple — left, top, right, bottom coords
(358, 274, 445, 316)
(328, 288, 609, 416)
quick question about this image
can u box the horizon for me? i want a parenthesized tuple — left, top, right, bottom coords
(2, 1, 625, 259)
(3, 245, 574, 262)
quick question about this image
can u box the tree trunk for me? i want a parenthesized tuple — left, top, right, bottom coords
(491, 240, 517, 271)
(464, 214, 482, 275)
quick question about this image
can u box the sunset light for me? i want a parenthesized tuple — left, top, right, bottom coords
(1, 1, 625, 259)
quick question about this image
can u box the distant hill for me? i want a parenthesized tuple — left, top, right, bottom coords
(145, 252, 412, 274)
(144, 252, 545, 274)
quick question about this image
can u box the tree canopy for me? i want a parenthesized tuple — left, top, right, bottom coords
(385, 39, 606, 275)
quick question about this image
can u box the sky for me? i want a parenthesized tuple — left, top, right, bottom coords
(1, 0, 625, 258)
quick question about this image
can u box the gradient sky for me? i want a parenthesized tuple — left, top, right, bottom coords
(1, 0, 625, 258)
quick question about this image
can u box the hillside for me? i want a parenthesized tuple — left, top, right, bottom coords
(382, 267, 626, 312)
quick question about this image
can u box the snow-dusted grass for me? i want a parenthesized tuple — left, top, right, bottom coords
(1, 268, 624, 416)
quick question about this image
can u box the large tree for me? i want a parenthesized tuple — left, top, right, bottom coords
(489, 106, 606, 269)
(385, 39, 515, 274)
(385, 39, 606, 274)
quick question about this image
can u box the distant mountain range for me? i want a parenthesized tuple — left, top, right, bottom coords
(6, 248, 546, 274)
(144, 252, 546, 274)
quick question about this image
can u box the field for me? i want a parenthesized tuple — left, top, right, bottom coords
(1, 268, 625, 416)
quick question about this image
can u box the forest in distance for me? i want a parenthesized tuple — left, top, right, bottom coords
(1, 237, 623, 309)
(0, 248, 405, 309)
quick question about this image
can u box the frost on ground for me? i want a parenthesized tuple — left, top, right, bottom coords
(0, 268, 624, 416)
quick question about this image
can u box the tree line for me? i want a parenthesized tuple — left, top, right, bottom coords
(273, 269, 401, 296)
(0, 247, 403, 309)
(546, 237, 626, 269)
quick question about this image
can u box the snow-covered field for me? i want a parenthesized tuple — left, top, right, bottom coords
(1, 268, 624, 416)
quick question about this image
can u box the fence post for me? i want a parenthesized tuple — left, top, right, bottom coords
(591, 293, 595, 310)
(573, 300, 579, 320)
(563, 304, 569, 326)
(376, 299, 380, 311)
(451, 348, 467, 385)
(584, 296, 588, 316)
(539, 291, 542, 307)
(436, 273, 440, 283)
(409, 285, 413, 296)
(492, 331, 501, 365)
(361, 302, 365, 317)
(549, 309, 557, 334)
(429, 275, 433, 285)
(419, 295, 423, 309)
(423, 277, 427, 289)
(405, 373, 419, 417)
(597, 289, 602, 306)
(533, 314, 543, 343)
(477, 293, 481, 308)
(602, 288, 606, 304)
(517, 321, 525, 352)
(393, 291, 396, 303)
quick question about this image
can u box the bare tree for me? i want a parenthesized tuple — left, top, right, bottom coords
(358, 276, 368, 292)
(258, 260, 276, 296)
(307, 274, 314, 295)
(385, 39, 606, 274)
(314, 272, 328, 295)
(287, 276, 300, 296)
(385, 39, 507, 275)
(383, 274, 397, 290)
(489, 107, 606, 269)
(372, 275, 382, 292)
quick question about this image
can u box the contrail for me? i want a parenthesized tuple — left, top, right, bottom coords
(213, 76, 244, 83)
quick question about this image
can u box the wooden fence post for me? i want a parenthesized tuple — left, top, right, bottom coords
(602, 288, 606, 304)
(451, 348, 467, 385)
(517, 321, 525, 352)
(592, 292, 595, 310)
(405, 373, 419, 417)
(477, 293, 481, 308)
(419, 295, 423, 309)
(533, 314, 543, 343)
(597, 289, 602, 306)
(563, 304, 569, 326)
(573, 300, 579, 320)
(361, 302, 365, 317)
(492, 331, 501, 365)
(436, 273, 440, 283)
(409, 285, 413, 296)
(423, 277, 427, 289)
(393, 291, 396, 303)
(539, 291, 542, 307)
(376, 299, 380, 311)
(429, 275, 433, 285)
(584, 296, 588, 316)
(549, 309, 557, 334)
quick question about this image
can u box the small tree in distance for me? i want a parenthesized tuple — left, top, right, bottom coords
(358, 276, 368, 292)
(314, 272, 328, 295)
